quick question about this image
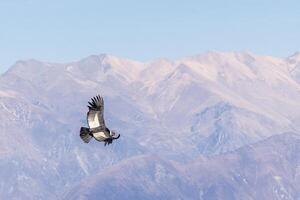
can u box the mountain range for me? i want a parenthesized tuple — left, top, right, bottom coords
(0, 51, 300, 199)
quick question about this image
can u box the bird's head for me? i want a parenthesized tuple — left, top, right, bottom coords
(110, 130, 120, 139)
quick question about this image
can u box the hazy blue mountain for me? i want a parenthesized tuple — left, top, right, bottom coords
(63, 133, 300, 200)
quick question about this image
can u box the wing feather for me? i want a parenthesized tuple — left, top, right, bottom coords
(86, 95, 105, 129)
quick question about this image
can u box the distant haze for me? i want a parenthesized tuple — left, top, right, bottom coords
(1, 0, 300, 73)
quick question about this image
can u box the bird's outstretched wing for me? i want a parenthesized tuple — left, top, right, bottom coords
(87, 95, 106, 130)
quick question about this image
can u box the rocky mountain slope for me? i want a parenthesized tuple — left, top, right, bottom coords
(0, 51, 300, 199)
(63, 133, 300, 200)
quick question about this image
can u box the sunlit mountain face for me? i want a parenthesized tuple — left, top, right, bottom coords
(0, 52, 300, 199)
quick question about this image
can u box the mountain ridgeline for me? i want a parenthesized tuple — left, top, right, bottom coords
(0, 52, 300, 199)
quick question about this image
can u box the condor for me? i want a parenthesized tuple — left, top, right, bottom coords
(80, 95, 120, 146)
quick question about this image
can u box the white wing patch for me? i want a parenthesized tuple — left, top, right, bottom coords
(93, 131, 108, 141)
(88, 111, 100, 128)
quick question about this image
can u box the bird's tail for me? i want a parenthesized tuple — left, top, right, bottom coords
(80, 127, 92, 143)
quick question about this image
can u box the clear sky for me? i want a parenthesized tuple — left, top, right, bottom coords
(0, 0, 300, 73)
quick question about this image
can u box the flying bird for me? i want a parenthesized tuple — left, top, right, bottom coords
(80, 95, 120, 146)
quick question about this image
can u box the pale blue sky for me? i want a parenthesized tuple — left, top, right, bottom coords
(0, 0, 299, 73)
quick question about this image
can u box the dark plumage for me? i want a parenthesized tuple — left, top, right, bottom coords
(80, 95, 120, 146)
